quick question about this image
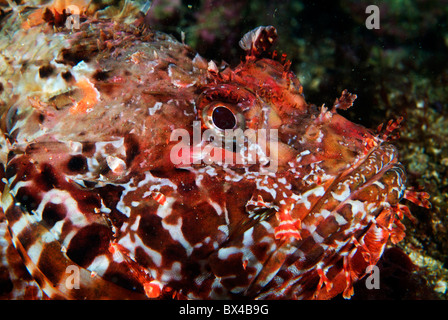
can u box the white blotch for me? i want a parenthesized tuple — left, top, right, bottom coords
(217, 246, 240, 260)
(87, 254, 111, 276)
(334, 212, 348, 225)
(242, 227, 254, 247)
(130, 215, 141, 231)
(209, 200, 223, 216)
(331, 183, 351, 202)
(297, 185, 325, 210)
(106, 155, 126, 174)
(148, 102, 163, 115)
(161, 261, 183, 282)
(162, 217, 193, 255)
(312, 231, 324, 244)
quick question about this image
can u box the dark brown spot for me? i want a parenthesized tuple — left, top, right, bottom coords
(61, 70, 73, 82)
(134, 246, 153, 269)
(67, 155, 88, 173)
(92, 69, 110, 81)
(82, 180, 97, 188)
(74, 193, 101, 215)
(20, 61, 28, 73)
(137, 210, 184, 261)
(164, 243, 189, 264)
(251, 227, 271, 261)
(179, 202, 222, 247)
(138, 213, 165, 246)
(0, 163, 4, 190)
(15, 187, 40, 214)
(6, 151, 15, 162)
(4, 206, 22, 225)
(154, 168, 198, 197)
(42, 203, 67, 228)
(95, 83, 120, 96)
(316, 216, 340, 240)
(5, 162, 17, 180)
(177, 177, 198, 196)
(42, 7, 55, 24)
(66, 224, 112, 268)
(17, 225, 38, 251)
(124, 134, 140, 166)
(0, 266, 13, 295)
(36, 163, 60, 191)
(99, 165, 110, 176)
(296, 238, 325, 270)
(82, 141, 96, 156)
(38, 65, 54, 78)
(103, 265, 144, 294)
(149, 168, 187, 179)
(37, 242, 71, 287)
(58, 46, 94, 67)
(338, 203, 354, 225)
(96, 184, 127, 227)
(0, 82, 4, 93)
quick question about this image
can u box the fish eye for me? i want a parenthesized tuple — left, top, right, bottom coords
(212, 105, 237, 130)
(201, 101, 245, 135)
(198, 85, 253, 134)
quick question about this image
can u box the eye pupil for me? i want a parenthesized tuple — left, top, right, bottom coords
(212, 106, 236, 130)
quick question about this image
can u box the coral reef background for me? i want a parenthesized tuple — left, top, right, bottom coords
(147, 0, 448, 299)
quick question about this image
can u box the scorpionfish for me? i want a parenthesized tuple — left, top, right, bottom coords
(0, 1, 430, 300)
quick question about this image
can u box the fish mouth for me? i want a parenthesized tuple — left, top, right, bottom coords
(251, 143, 409, 299)
(324, 143, 405, 211)
(295, 142, 407, 241)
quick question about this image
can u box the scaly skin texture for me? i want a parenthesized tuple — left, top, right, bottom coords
(0, 2, 429, 299)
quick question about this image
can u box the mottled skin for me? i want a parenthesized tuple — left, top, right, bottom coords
(0, 3, 429, 299)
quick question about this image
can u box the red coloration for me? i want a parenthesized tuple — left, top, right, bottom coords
(316, 266, 333, 295)
(144, 281, 162, 299)
(274, 208, 302, 240)
(151, 192, 166, 206)
(332, 89, 357, 111)
(239, 26, 278, 60)
(403, 189, 431, 209)
(69, 78, 98, 114)
(0, 4, 431, 301)
(377, 116, 404, 141)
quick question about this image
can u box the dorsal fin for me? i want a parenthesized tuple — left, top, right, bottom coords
(239, 26, 278, 59)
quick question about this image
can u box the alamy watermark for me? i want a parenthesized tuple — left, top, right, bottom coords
(62, 4, 378, 32)
(365, 5, 380, 30)
(365, 265, 380, 290)
(65, 265, 80, 290)
(65, 5, 81, 30)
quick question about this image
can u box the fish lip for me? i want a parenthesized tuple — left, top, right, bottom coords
(320, 142, 407, 215)
(292, 143, 406, 226)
